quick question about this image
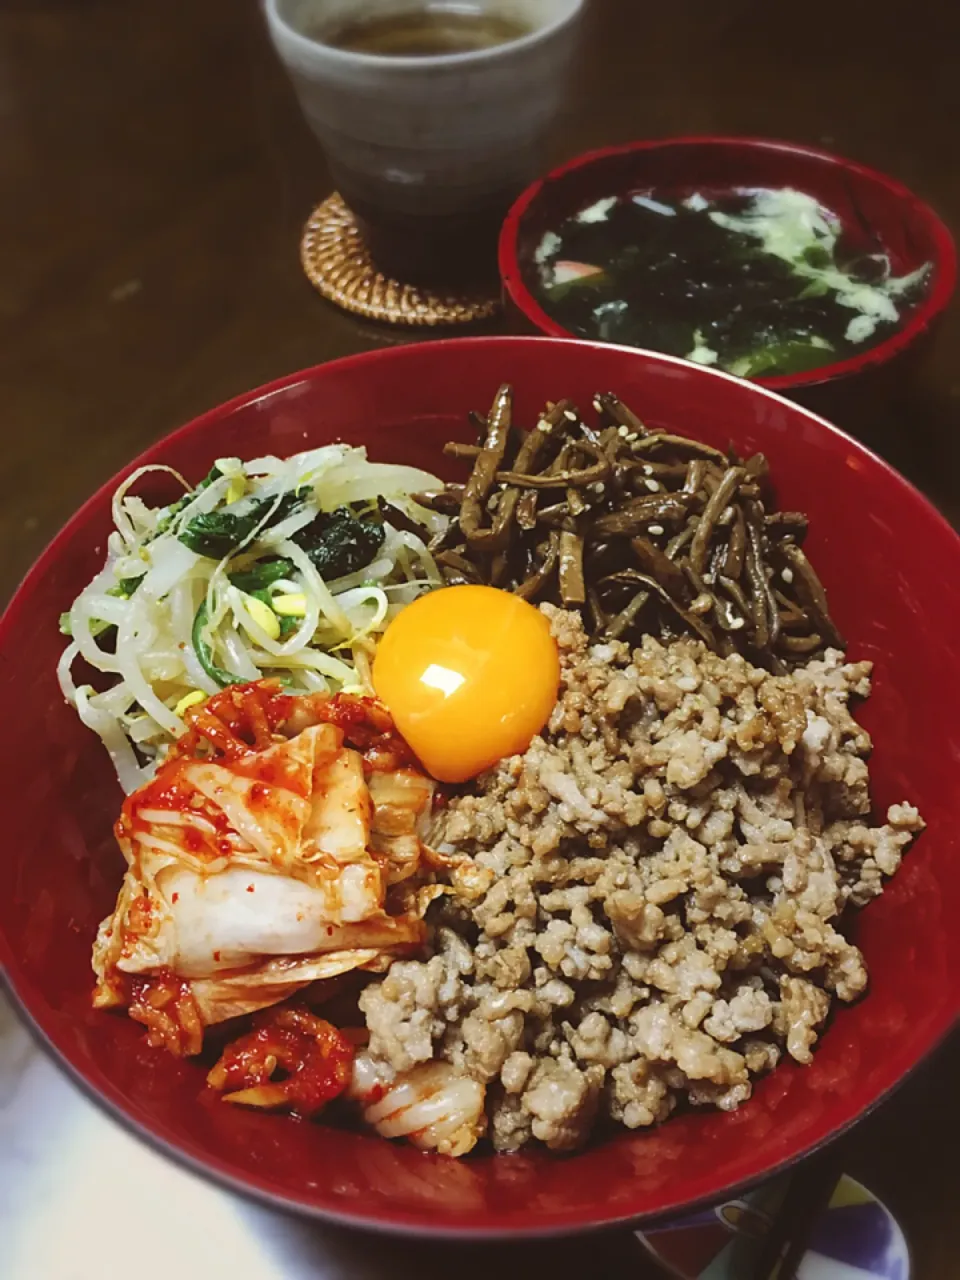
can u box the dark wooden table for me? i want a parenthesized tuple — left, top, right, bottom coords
(0, 1, 957, 1275)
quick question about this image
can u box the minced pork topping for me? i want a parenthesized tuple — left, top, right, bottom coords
(359, 607, 923, 1152)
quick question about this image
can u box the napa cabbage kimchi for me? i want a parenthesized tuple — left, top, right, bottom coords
(93, 681, 435, 1054)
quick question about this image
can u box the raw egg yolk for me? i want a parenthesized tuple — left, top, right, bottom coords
(372, 585, 560, 784)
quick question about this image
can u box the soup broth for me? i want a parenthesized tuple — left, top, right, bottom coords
(321, 7, 531, 56)
(530, 188, 931, 378)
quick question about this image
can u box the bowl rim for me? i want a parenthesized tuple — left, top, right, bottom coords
(2, 334, 959, 1237)
(497, 136, 958, 391)
(4, 960, 955, 1242)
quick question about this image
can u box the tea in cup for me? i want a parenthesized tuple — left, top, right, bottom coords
(264, 0, 585, 286)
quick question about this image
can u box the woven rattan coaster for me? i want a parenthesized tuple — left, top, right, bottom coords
(300, 194, 500, 327)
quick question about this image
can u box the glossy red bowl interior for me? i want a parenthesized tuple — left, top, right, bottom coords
(2, 336, 959, 1238)
(498, 138, 957, 395)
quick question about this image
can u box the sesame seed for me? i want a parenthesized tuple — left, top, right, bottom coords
(644, 478, 661, 493)
(626, 432, 639, 442)
(563, 409, 578, 422)
(648, 523, 664, 536)
(642, 464, 653, 476)
(729, 617, 746, 630)
(592, 397, 604, 414)
(781, 567, 794, 584)
(617, 425, 629, 438)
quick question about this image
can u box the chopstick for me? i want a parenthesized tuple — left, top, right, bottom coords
(750, 1143, 845, 1280)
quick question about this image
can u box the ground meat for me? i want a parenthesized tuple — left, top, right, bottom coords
(773, 976, 831, 1064)
(609, 1058, 676, 1129)
(361, 610, 923, 1152)
(358, 929, 473, 1073)
(521, 1056, 604, 1151)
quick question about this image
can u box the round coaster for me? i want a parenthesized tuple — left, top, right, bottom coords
(300, 194, 500, 327)
(636, 1174, 910, 1279)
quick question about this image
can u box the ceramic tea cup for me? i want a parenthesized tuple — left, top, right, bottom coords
(264, 0, 585, 285)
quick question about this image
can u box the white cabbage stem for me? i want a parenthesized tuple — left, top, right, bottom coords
(351, 1058, 487, 1157)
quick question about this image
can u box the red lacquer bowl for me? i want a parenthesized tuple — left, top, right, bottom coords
(498, 138, 956, 406)
(2, 336, 959, 1237)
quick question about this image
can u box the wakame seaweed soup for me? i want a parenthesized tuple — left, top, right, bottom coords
(531, 188, 930, 378)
